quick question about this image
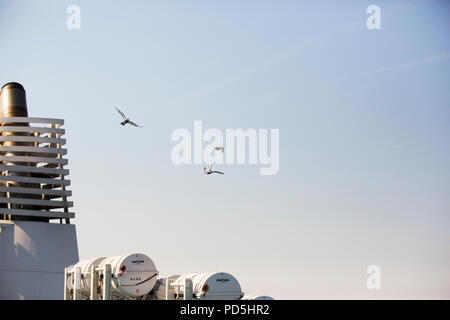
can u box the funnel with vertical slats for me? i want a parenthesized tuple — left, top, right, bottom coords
(0, 83, 73, 223)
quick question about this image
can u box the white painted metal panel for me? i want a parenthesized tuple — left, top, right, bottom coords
(0, 136, 66, 145)
(0, 208, 74, 219)
(0, 198, 73, 208)
(0, 126, 65, 134)
(0, 221, 79, 299)
(0, 164, 69, 176)
(0, 186, 72, 197)
(0, 146, 67, 155)
(0, 155, 68, 165)
(0, 175, 70, 186)
(0, 117, 64, 125)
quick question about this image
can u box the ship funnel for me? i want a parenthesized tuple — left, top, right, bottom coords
(0, 82, 28, 118)
(0, 83, 78, 300)
(0, 82, 74, 223)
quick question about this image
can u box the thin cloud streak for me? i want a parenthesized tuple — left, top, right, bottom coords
(345, 52, 450, 79)
(188, 20, 363, 99)
(187, 1, 419, 99)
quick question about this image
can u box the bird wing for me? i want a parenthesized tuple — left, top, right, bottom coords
(116, 107, 127, 120)
(207, 153, 213, 171)
(207, 147, 224, 171)
(128, 120, 143, 128)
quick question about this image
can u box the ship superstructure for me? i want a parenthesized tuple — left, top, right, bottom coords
(0, 82, 78, 299)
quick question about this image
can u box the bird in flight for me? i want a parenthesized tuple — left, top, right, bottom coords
(115, 107, 143, 127)
(204, 147, 225, 175)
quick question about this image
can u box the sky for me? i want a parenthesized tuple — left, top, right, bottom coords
(0, 0, 449, 299)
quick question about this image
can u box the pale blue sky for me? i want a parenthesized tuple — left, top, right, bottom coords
(1, 0, 449, 299)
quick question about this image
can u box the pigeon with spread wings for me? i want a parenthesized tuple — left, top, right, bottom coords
(204, 147, 225, 175)
(115, 107, 143, 127)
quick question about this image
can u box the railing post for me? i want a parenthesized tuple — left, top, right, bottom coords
(165, 278, 169, 300)
(166, 278, 176, 300)
(103, 264, 112, 300)
(64, 267, 71, 300)
(90, 265, 99, 300)
(73, 266, 81, 300)
(184, 278, 193, 300)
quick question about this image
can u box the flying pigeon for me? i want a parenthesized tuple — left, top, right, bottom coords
(204, 147, 224, 175)
(115, 107, 143, 127)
